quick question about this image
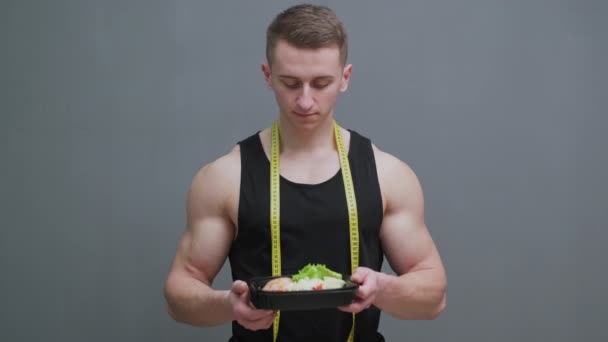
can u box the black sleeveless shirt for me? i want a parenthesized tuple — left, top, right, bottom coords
(228, 129, 385, 342)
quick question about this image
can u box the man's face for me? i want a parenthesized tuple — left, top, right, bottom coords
(262, 39, 352, 129)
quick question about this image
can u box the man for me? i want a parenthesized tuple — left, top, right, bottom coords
(164, 4, 446, 342)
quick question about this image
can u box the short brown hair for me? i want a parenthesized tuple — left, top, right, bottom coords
(266, 4, 348, 66)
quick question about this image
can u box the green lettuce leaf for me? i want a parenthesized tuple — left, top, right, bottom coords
(292, 264, 342, 281)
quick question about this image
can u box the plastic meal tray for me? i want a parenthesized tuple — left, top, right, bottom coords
(248, 274, 359, 311)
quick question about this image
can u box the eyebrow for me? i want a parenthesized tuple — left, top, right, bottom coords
(278, 75, 335, 81)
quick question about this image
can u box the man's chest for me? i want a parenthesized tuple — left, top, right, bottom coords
(279, 154, 341, 185)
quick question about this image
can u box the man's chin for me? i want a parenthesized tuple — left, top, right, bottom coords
(288, 113, 330, 128)
(278, 110, 333, 128)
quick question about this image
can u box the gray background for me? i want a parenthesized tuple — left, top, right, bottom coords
(1, 0, 606, 341)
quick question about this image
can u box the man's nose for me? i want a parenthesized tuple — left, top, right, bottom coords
(296, 86, 314, 112)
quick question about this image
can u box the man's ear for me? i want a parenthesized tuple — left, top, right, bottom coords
(261, 63, 273, 89)
(340, 64, 353, 92)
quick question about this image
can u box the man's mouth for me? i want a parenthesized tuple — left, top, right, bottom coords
(293, 111, 317, 116)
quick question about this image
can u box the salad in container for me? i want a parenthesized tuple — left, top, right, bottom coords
(248, 264, 359, 311)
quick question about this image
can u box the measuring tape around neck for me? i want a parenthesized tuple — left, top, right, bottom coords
(270, 120, 359, 342)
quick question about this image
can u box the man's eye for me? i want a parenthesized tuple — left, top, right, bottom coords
(284, 82, 301, 89)
(312, 82, 330, 89)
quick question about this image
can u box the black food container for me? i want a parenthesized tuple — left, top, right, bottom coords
(248, 274, 359, 311)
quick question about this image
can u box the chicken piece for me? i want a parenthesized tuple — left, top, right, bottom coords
(262, 277, 293, 292)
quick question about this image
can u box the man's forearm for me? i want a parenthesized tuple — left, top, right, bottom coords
(164, 275, 233, 326)
(375, 269, 447, 320)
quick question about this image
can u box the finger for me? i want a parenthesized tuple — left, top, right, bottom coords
(236, 282, 261, 312)
(247, 309, 275, 320)
(338, 299, 373, 313)
(237, 304, 275, 321)
(239, 317, 273, 331)
(339, 290, 375, 313)
(338, 302, 364, 313)
(240, 312, 276, 331)
(264, 320, 274, 330)
(350, 272, 363, 284)
(231, 280, 249, 295)
(354, 282, 375, 301)
(259, 313, 276, 327)
(265, 314, 276, 329)
(240, 319, 270, 331)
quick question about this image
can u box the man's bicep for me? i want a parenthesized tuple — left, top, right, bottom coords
(178, 215, 234, 285)
(380, 212, 442, 276)
(169, 159, 237, 286)
(377, 151, 443, 275)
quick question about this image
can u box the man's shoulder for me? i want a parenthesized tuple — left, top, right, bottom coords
(214, 144, 241, 169)
(371, 144, 411, 176)
(371, 144, 423, 203)
(345, 127, 419, 186)
(188, 145, 241, 197)
(190, 128, 266, 191)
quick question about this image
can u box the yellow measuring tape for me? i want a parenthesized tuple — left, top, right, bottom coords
(270, 120, 359, 342)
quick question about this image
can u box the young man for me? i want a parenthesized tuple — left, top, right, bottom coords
(164, 4, 446, 342)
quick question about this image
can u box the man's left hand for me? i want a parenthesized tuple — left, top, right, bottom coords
(338, 267, 383, 313)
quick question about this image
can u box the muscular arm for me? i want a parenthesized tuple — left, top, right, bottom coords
(373, 148, 447, 320)
(163, 150, 239, 326)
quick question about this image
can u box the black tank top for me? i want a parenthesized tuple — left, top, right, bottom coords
(228, 129, 385, 342)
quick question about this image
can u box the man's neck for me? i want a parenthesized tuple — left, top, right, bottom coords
(277, 116, 336, 155)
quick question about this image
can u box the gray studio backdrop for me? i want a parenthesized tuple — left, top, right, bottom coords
(1, 1, 606, 341)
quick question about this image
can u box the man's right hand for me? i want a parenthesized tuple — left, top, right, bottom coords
(228, 280, 276, 331)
